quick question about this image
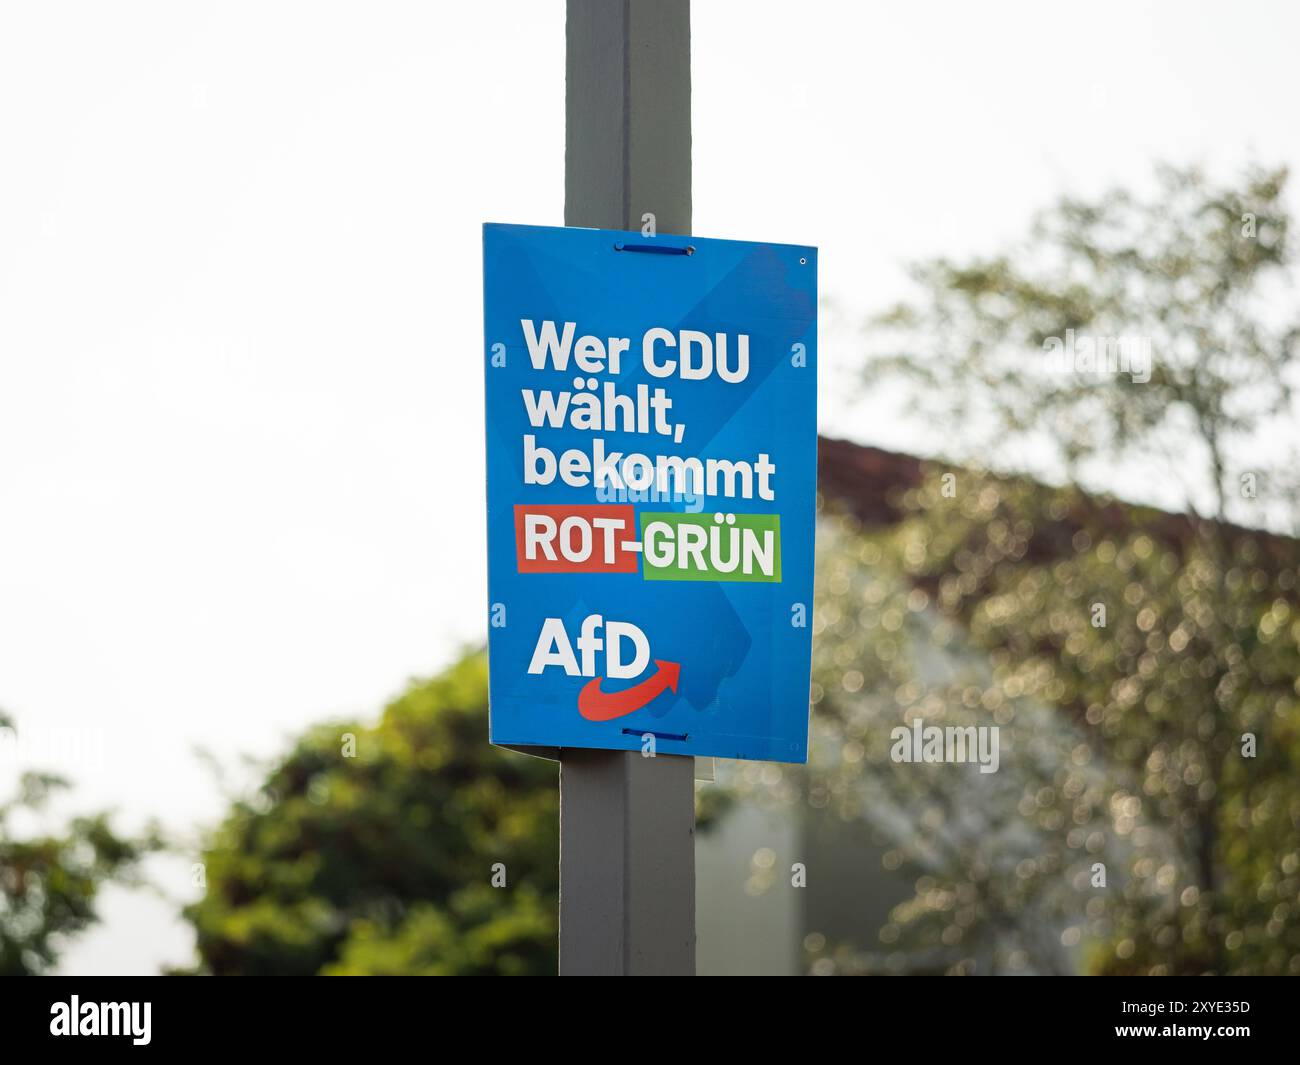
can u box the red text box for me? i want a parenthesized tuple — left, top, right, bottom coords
(514, 504, 639, 573)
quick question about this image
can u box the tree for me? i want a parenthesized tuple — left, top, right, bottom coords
(0, 712, 154, 976)
(866, 163, 1299, 524)
(181, 653, 561, 976)
(797, 164, 1300, 974)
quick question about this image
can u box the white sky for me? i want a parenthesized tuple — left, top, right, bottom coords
(1, 0, 1297, 974)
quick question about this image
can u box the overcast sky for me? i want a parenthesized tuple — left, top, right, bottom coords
(2, 0, 1298, 974)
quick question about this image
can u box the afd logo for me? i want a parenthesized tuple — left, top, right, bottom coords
(50, 996, 151, 1045)
(527, 614, 680, 721)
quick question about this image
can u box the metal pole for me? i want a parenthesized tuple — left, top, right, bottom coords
(559, 0, 695, 977)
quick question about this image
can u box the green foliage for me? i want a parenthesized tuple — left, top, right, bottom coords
(804, 476, 1300, 975)
(181, 653, 561, 975)
(0, 712, 154, 976)
(866, 163, 1300, 518)
(909, 473, 1298, 974)
(801, 163, 1300, 974)
(797, 509, 1113, 975)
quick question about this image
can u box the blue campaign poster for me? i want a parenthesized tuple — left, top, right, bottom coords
(483, 223, 817, 763)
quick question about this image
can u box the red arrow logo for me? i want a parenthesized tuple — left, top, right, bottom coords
(577, 660, 681, 722)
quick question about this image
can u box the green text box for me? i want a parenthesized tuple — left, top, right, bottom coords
(639, 512, 782, 582)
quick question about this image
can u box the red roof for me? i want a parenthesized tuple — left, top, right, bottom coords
(816, 434, 1299, 572)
